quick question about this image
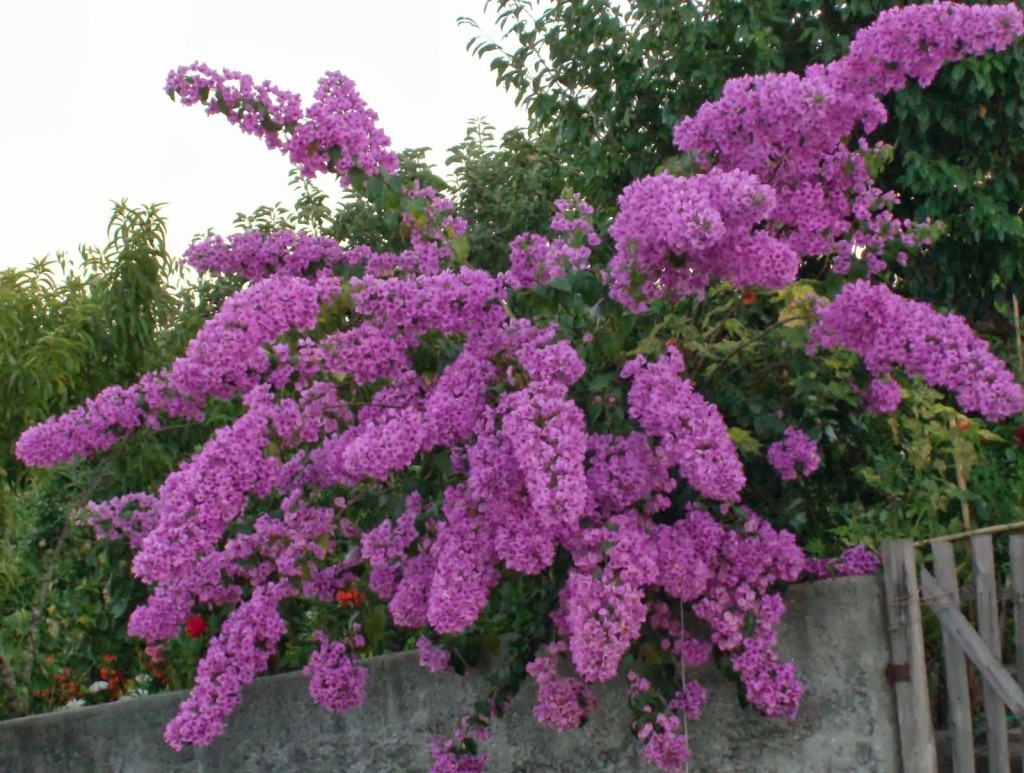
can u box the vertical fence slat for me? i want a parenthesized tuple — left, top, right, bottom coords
(883, 539, 938, 772)
(933, 541, 975, 773)
(1010, 535, 1024, 773)
(974, 535, 1011, 773)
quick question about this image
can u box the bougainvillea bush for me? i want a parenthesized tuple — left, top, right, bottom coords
(16, 3, 1024, 770)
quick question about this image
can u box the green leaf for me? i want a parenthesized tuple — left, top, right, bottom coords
(451, 236, 471, 263)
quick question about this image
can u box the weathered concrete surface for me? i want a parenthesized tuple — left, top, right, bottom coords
(0, 575, 897, 772)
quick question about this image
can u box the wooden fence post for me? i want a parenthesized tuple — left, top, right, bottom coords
(974, 535, 1011, 773)
(882, 539, 938, 773)
(1009, 535, 1024, 773)
(932, 540, 975, 773)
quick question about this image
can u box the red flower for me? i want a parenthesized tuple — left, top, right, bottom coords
(184, 614, 208, 638)
(741, 289, 757, 305)
(1015, 425, 1024, 447)
(335, 587, 365, 609)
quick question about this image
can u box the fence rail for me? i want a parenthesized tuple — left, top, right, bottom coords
(883, 529, 1024, 773)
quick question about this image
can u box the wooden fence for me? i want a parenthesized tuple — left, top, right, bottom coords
(882, 526, 1024, 773)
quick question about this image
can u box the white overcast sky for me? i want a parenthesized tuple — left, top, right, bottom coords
(0, 0, 528, 272)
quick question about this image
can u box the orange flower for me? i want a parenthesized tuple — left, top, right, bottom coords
(741, 289, 757, 305)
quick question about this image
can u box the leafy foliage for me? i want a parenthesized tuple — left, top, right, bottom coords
(0, 202, 241, 719)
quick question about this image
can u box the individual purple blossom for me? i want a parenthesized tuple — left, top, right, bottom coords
(766, 427, 821, 481)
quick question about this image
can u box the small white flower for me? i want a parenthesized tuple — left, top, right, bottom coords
(86, 680, 109, 694)
(59, 698, 87, 711)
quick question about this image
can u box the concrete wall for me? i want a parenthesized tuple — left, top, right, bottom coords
(0, 575, 897, 772)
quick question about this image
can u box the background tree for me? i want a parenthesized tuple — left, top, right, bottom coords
(0, 202, 242, 718)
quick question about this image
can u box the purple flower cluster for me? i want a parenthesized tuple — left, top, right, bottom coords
(416, 636, 453, 674)
(15, 274, 335, 467)
(608, 169, 797, 310)
(15, 382, 145, 467)
(505, 195, 600, 289)
(586, 432, 676, 519)
(184, 229, 365, 281)
(809, 280, 1024, 421)
(667, 3, 1022, 286)
(166, 64, 398, 184)
(621, 348, 745, 502)
(831, 2, 1024, 96)
(668, 681, 708, 721)
(806, 545, 881, 579)
(351, 267, 507, 344)
(560, 569, 648, 682)
(164, 582, 293, 749)
(766, 427, 821, 482)
(673, 509, 806, 716)
(430, 713, 493, 773)
(303, 629, 369, 714)
(862, 376, 903, 415)
(84, 493, 159, 550)
(637, 713, 691, 772)
(525, 642, 596, 731)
